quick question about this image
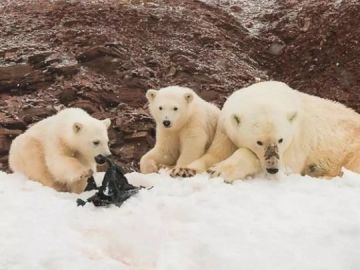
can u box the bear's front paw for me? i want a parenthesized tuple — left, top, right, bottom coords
(80, 168, 94, 180)
(207, 168, 221, 177)
(68, 168, 94, 183)
(170, 167, 197, 178)
(207, 166, 236, 183)
(158, 164, 174, 171)
(140, 158, 159, 174)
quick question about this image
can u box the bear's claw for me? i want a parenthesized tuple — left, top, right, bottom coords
(170, 168, 197, 178)
(207, 168, 221, 177)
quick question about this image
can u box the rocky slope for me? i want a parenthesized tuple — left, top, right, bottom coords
(0, 0, 359, 172)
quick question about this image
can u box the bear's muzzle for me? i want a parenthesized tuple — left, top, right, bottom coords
(264, 144, 279, 174)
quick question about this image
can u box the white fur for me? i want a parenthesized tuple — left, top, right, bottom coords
(140, 86, 220, 173)
(9, 108, 111, 193)
(186, 81, 360, 182)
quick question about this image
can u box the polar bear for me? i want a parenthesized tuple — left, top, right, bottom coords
(140, 86, 220, 174)
(172, 81, 360, 182)
(9, 108, 111, 193)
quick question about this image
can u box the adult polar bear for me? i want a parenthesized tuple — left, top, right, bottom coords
(171, 81, 360, 181)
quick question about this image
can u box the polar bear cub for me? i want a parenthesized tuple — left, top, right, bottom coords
(172, 81, 360, 182)
(9, 108, 111, 193)
(140, 86, 220, 174)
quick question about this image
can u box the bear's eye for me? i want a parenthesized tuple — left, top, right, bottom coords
(278, 138, 283, 143)
(93, 140, 100, 146)
(159, 106, 163, 111)
(257, 141, 263, 146)
(173, 107, 178, 111)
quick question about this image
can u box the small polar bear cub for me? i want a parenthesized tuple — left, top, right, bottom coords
(9, 108, 111, 193)
(140, 86, 220, 175)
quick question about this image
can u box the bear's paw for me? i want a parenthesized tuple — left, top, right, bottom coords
(206, 164, 240, 183)
(158, 164, 174, 171)
(170, 167, 197, 178)
(68, 168, 94, 183)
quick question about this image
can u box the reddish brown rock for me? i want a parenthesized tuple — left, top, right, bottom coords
(0, 128, 21, 155)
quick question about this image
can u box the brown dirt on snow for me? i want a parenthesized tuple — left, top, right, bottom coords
(0, 0, 359, 172)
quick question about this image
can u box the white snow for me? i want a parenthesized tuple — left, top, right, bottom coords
(1, 170, 360, 270)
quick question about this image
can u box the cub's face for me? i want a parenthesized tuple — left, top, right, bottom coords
(146, 87, 194, 130)
(70, 118, 111, 162)
(226, 109, 299, 175)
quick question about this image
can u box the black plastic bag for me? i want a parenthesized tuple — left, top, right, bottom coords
(77, 155, 142, 207)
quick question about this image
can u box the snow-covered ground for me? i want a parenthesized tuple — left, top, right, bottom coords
(1, 170, 360, 270)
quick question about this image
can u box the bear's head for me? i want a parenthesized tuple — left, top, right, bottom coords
(146, 86, 195, 131)
(61, 109, 111, 163)
(223, 81, 302, 175)
(228, 109, 299, 175)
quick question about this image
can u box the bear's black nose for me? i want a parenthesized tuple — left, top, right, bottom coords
(163, 120, 171, 127)
(95, 155, 106, 164)
(266, 168, 279, 174)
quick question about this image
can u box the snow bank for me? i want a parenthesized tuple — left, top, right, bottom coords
(1, 170, 360, 270)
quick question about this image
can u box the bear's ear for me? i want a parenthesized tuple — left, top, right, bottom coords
(232, 114, 241, 126)
(184, 92, 193, 103)
(146, 89, 157, 101)
(287, 111, 297, 122)
(73, 122, 82, 133)
(102, 118, 111, 129)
